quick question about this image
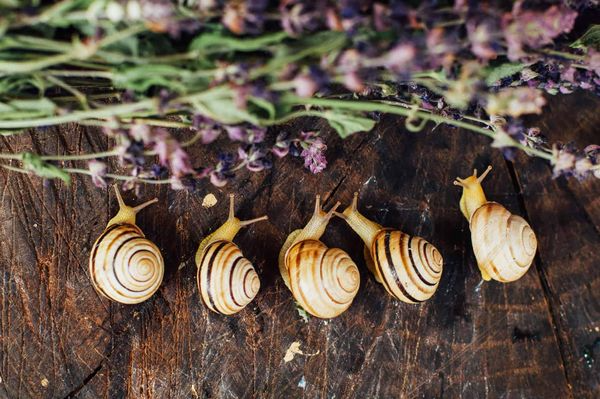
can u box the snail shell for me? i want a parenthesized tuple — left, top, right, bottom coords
(470, 202, 537, 282)
(367, 229, 443, 303)
(285, 239, 360, 318)
(197, 240, 260, 315)
(89, 223, 164, 304)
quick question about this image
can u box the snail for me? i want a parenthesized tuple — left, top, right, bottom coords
(89, 186, 164, 304)
(196, 194, 268, 315)
(453, 165, 537, 282)
(278, 195, 360, 318)
(335, 193, 443, 303)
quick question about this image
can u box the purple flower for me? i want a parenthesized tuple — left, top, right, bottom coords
(587, 50, 600, 77)
(373, 3, 391, 32)
(486, 87, 546, 117)
(294, 73, 319, 97)
(561, 66, 577, 83)
(246, 127, 266, 144)
(222, 1, 266, 35)
(301, 137, 327, 174)
(170, 148, 193, 177)
(272, 132, 291, 158)
(343, 71, 365, 93)
(200, 128, 221, 144)
(226, 126, 247, 141)
(210, 171, 230, 187)
(384, 44, 416, 73)
(280, 0, 324, 36)
(238, 145, 272, 172)
(325, 7, 343, 31)
(467, 22, 497, 60)
(130, 123, 152, 144)
(552, 145, 577, 178)
(503, 6, 578, 60)
(117, 137, 145, 167)
(150, 128, 194, 177)
(88, 160, 107, 188)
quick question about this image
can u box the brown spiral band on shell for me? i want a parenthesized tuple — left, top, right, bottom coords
(470, 202, 537, 282)
(285, 239, 360, 318)
(197, 240, 260, 315)
(89, 223, 164, 304)
(371, 230, 443, 303)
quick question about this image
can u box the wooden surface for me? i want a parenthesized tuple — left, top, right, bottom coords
(0, 93, 599, 399)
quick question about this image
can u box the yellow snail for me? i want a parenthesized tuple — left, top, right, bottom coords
(89, 186, 164, 304)
(335, 193, 443, 303)
(196, 194, 268, 315)
(454, 165, 537, 282)
(278, 195, 360, 319)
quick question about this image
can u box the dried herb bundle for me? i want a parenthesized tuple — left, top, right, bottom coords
(0, 0, 599, 189)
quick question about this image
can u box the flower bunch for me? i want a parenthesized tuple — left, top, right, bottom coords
(0, 0, 599, 189)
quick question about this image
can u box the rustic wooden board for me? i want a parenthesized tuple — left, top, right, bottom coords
(0, 94, 598, 398)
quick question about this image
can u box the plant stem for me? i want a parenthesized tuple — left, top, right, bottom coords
(0, 99, 157, 128)
(288, 96, 554, 161)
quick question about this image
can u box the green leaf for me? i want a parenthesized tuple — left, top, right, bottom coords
(9, 98, 56, 112)
(258, 31, 347, 77)
(295, 302, 309, 323)
(248, 96, 276, 120)
(485, 63, 528, 86)
(0, 98, 56, 120)
(190, 87, 259, 125)
(21, 153, 71, 184)
(571, 24, 600, 50)
(322, 110, 376, 138)
(114, 64, 189, 93)
(190, 30, 288, 53)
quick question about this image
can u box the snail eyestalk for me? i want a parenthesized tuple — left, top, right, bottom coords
(454, 165, 492, 221)
(290, 195, 340, 246)
(335, 192, 383, 250)
(108, 185, 158, 227)
(196, 194, 267, 264)
(278, 195, 340, 285)
(239, 215, 269, 227)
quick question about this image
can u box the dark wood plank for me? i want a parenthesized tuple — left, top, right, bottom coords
(511, 92, 600, 398)
(1, 93, 597, 398)
(0, 124, 112, 399)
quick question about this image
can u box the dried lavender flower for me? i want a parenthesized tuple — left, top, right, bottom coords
(88, 160, 108, 188)
(300, 135, 328, 174)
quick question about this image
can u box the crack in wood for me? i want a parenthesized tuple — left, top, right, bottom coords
(504, 159, 573, 396)
(63, 363, 103, 399)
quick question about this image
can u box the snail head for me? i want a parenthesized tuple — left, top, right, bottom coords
(453, 165, 492, 221)
(108, 185, 158, 227)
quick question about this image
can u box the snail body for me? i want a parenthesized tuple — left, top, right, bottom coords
(336, 193, 443, 303)
(278, 196, 360, 318)
(196, 195, 267, 315)
(454, 166, 537, 282)
(89, 187, 164, 304)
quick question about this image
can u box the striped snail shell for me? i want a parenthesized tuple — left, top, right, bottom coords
(197, 240, 260, 315)
(454, 165, 537, 282)
(336, 193, 444, 303)
(89, 187, 164, 304)
(278, 195, 360, 318)
(285, 240, 360, 318)
(366, 230, 443, 303)
(196, 194, 267, 315)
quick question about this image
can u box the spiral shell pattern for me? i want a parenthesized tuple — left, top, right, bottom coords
(470, 202, 537, 282)
(285, 240, 360, 318)
(89, 224, 164, 304)
(370, 230, 443, 303)
(197, 240, 260, 315)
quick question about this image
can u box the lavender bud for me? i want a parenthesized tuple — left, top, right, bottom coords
(88, 160, 107, 188)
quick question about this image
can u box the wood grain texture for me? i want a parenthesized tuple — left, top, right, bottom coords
(0, 95, 598, 398)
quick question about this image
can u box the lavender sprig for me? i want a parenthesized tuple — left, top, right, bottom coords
(1, 0, 599, 188)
